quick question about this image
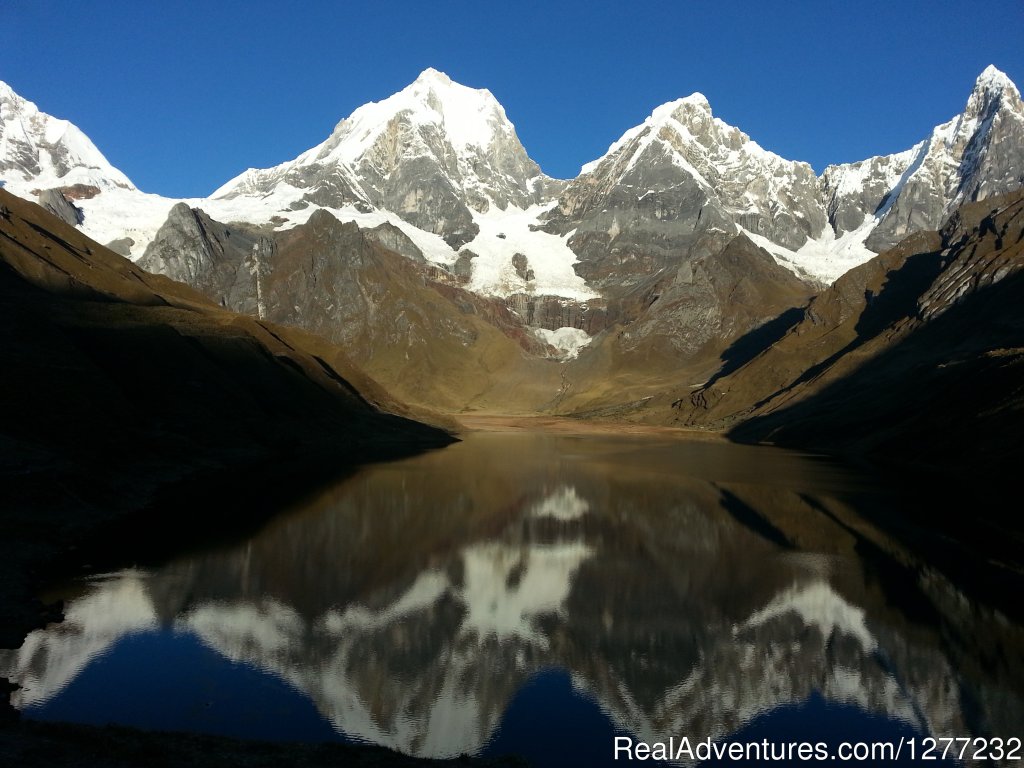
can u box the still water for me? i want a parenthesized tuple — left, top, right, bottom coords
(2, 430, 1022, 765)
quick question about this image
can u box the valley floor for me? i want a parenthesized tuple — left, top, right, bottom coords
(455, 413, 725, 438)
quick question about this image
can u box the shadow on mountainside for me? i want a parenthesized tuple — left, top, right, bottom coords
(704, 306, 805, 389)
(739, 246, 946, 412)
(730, 269, 1024, 511)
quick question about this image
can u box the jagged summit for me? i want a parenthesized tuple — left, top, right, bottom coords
(824, 64, 1024, 251)
(1, 65, 1022, 290)
(579, 90, 805, 181)
(417, 66, 450, 82)
(962, 64, 1022, 127)
(319, 67, 521, 168)
(974, 64, 1019, 96)
(212, 68, 557, 249)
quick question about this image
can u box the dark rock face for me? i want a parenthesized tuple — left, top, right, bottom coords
(452, 250, 477, 281)
(613, 234, 813, 361)
(822, 152, 918, 235)
(377, 155, 479, 248)
(138, 202, 261, 311)
(139, 205, 556, 411)
(37, 189, 81, 226)
(505, 293, 609, 334)
(540, 233, 815, 417)
(105, 237, 135, 257)
(364, 221, 425, 263)
(510, 252, 534, 281)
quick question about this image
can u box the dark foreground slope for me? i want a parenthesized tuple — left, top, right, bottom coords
(675, 191, 1024, 485)
(0, 187, 454, 643)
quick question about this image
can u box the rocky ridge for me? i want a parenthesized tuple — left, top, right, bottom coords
(2, 67, 1023, 415)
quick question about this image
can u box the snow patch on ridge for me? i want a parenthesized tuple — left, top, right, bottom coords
(740, 216, 878, 284)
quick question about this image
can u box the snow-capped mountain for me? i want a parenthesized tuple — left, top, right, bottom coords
(545, 66, 1024, 286)
(542, 92, 831, 287)
(1, 66, 1022, 298)
(565, 93, 827, 248)
(0, 81, 134, 194)
(213, 68, 561, 249)
(0, 80, 191, 256)
(824, 65, 1024, 252)
(0, 80, 139, 229)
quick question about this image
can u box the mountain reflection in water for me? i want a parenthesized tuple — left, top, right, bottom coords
(2, 431, 1022, 761)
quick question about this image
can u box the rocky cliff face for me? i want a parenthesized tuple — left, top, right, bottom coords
(137, 202, 262, 307)
(36, 187, 82, 226)
(542, 94, 828, 291)
(552, 232, 816, 416)
(137, 203, 567, 411)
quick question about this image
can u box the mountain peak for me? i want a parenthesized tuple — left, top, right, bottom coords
(966, 65, 1022, 118)
(646, 93, 713, 125)
(679, 92, 712, 110)
(415, 67, 453, 85)
(213, 66, 550, 244)
(327, 68, 508, 158)
(0, 80, 135, 192)
(975, 65, 1017, 94)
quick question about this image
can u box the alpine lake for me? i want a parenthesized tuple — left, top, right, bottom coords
(3, 422, 1022, 766)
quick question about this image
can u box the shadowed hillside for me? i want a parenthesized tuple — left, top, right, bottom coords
(671, 191, 1024, 487)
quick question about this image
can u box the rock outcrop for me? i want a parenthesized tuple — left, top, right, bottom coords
(37, 188, 81, 226)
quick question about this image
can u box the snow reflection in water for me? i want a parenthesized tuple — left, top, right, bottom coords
(2, 431, 1022, 762)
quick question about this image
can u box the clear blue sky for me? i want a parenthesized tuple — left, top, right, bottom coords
(2, 0, 1022, 197)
